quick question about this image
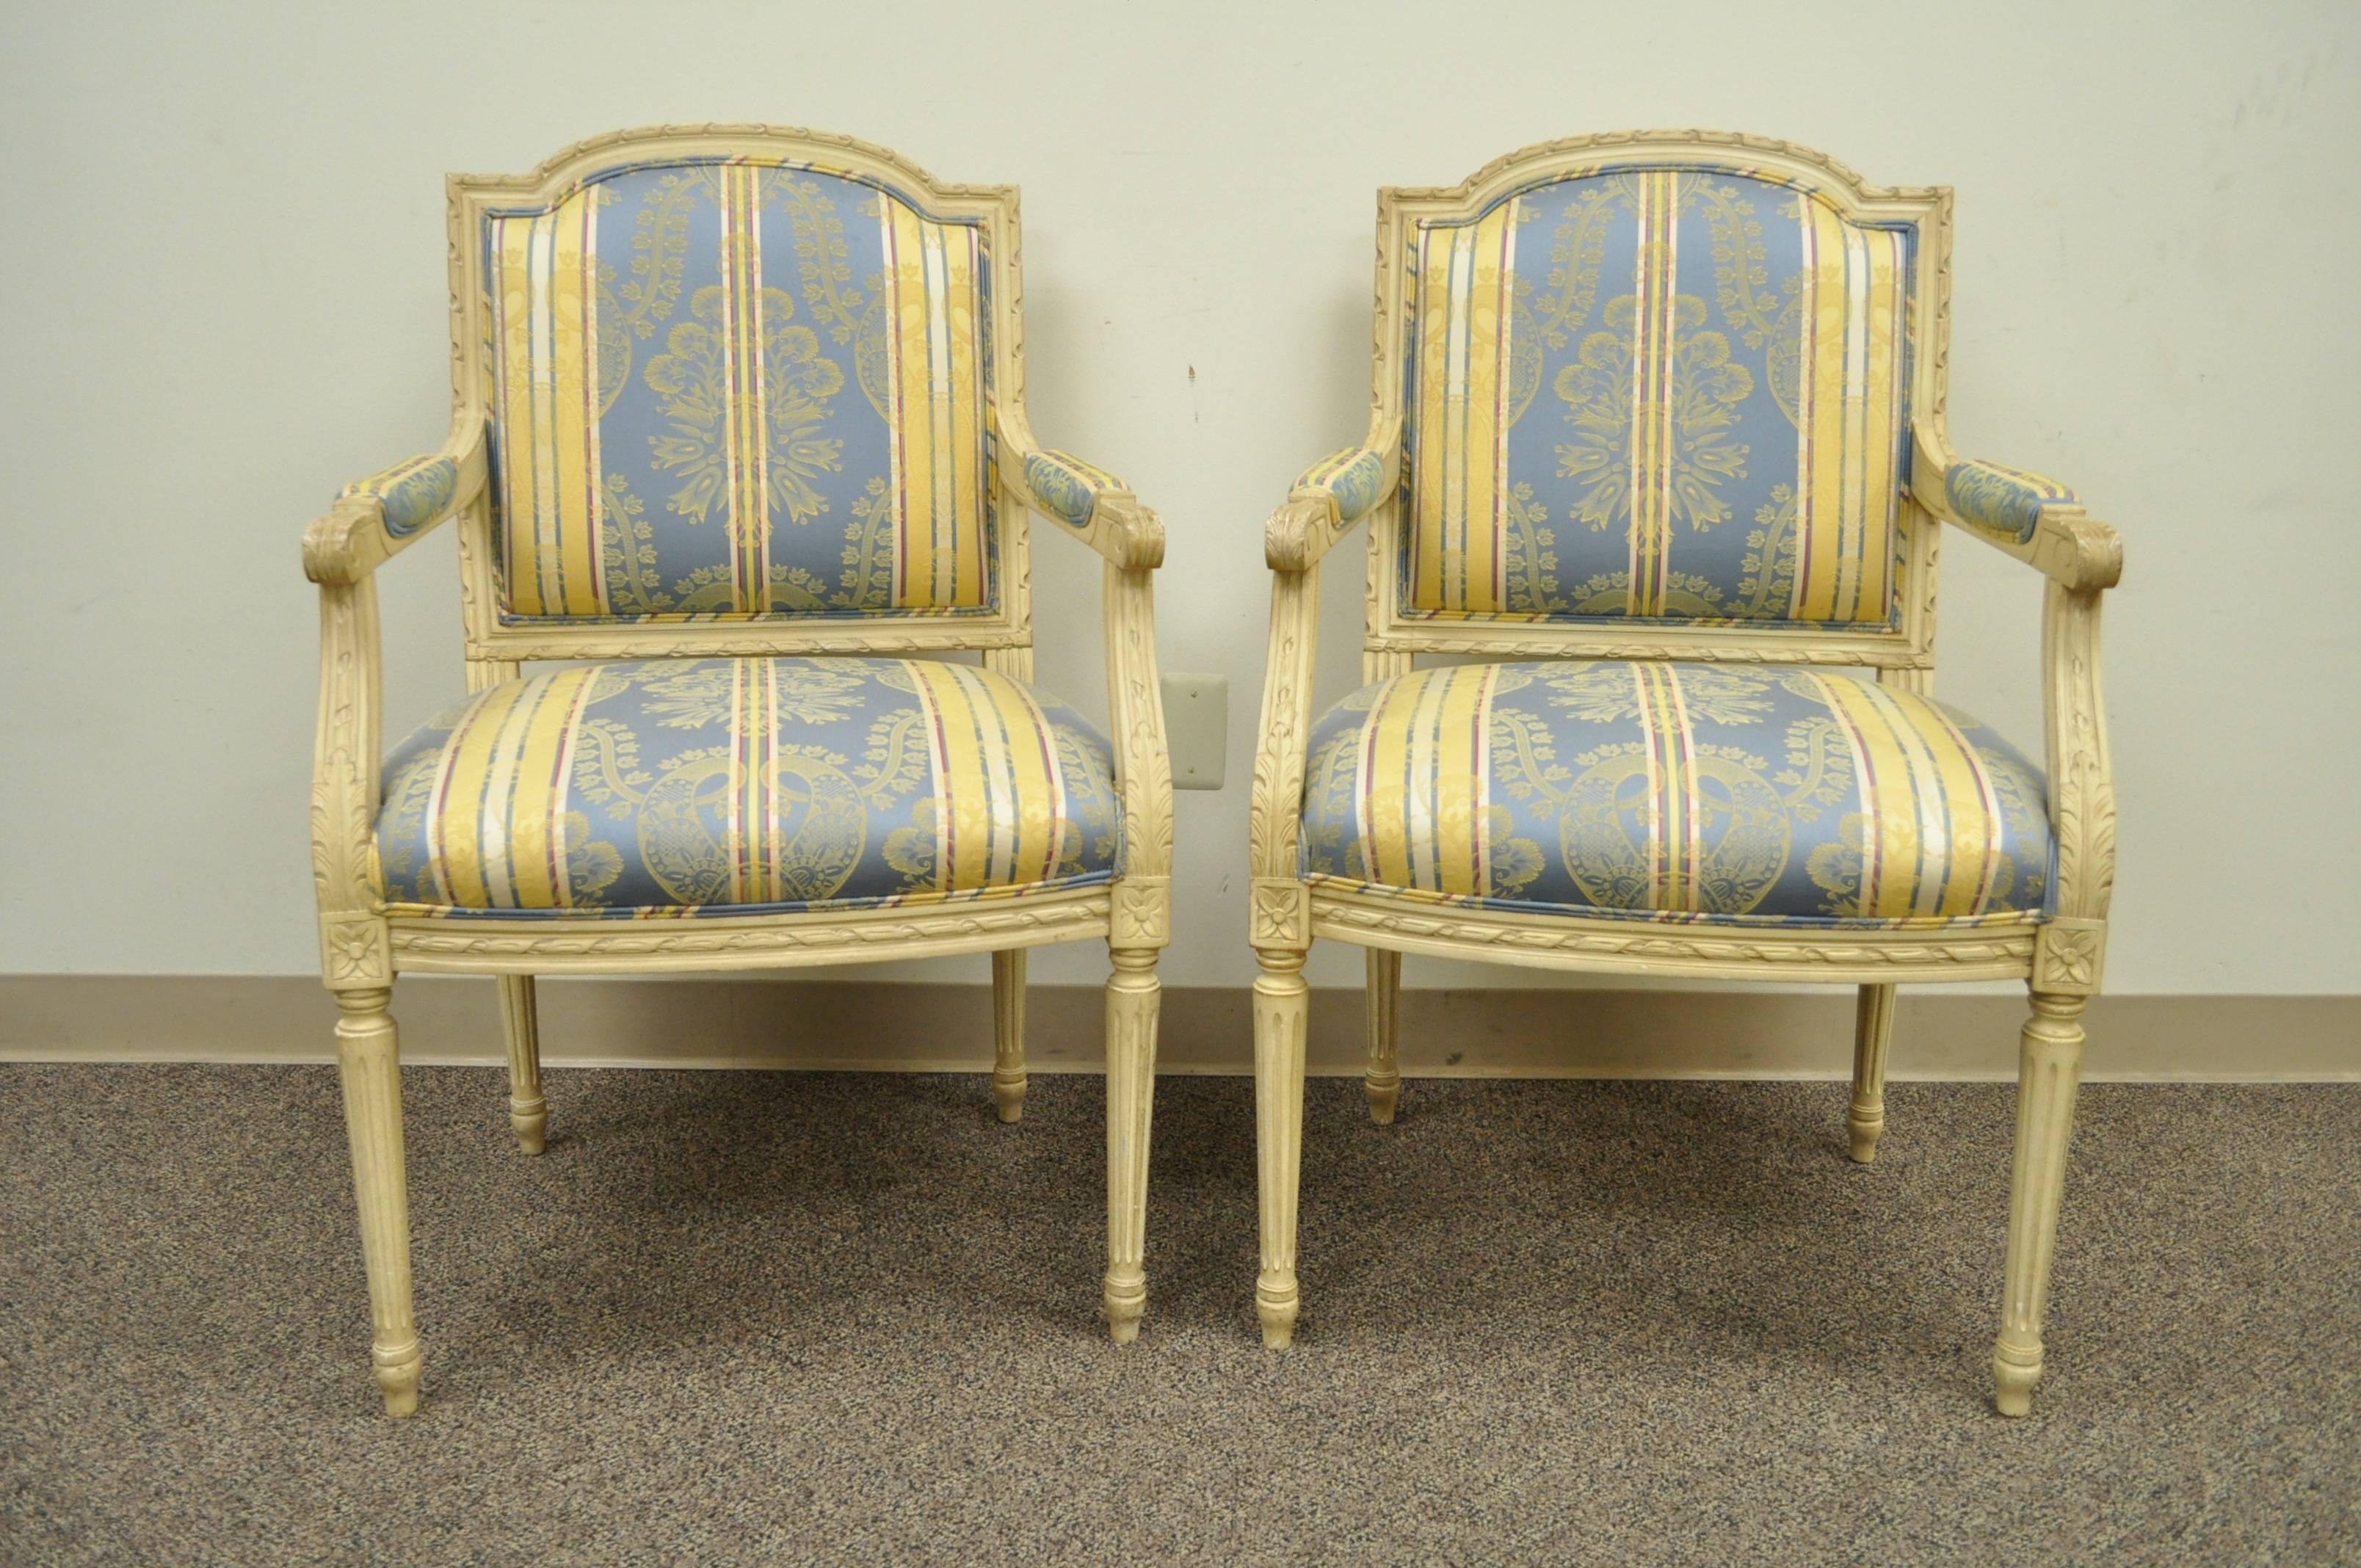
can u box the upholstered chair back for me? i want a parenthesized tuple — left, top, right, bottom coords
(482, 158, 997, 622)
(1399, 167, 1915, 630)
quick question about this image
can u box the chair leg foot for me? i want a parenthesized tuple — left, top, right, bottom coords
(1257, 1275, 1299, 1349)
(1365, 1075, 1400, 1127)
(1105, 1272, 1146, 1344)
(1847, 1109, 1884, 1165)
(1992, 1335, 2041, 1417)
(374, 1341, 423, 1417)
(992, 1076, 1026, 1125)
(509, 1097, 548, 1155)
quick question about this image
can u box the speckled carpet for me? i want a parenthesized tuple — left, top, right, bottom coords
(3, 1064, 2355, 1564)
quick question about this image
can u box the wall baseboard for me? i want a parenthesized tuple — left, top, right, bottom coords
(1, 976, 2354, 1081)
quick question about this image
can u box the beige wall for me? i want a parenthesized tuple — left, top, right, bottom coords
(1, 0, 2354, 996)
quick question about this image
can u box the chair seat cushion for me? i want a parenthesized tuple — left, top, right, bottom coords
(1299, 662, 2053, 928)
(377, 658, 1122, 918)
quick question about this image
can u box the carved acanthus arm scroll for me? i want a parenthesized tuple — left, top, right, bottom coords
(998, 412, 1164, 570)
(1910, 423, 2121, 592)
(302, 415, 487, 587)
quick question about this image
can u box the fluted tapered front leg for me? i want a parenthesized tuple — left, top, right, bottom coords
(1253, 947, 1310, 1349)
(498, 974, 545, 1155)
(335, 987, 421, 1417)
(993, 950, 1027, 1124)
(1364, 949, 1401, 1125)
(1993, 990, 2086, 1416)
(1103, 948, 1161, 1343)
(1849, 984, 1896, 1163)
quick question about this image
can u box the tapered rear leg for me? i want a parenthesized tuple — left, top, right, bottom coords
(499, 974, 545, 1155)
(993, 949, 1026, 1124)
(1365, 948, 1401, 1125)
(1849, 984, 1896, 1163)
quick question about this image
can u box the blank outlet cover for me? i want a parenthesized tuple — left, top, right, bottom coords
(1159, 672, 1227, 790)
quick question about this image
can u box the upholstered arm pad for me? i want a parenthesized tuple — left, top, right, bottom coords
(1943, 458, 2078, 544)
(1910, 427, 2120, 592)
(1293, 445, 1391, 526)
(1266, 439, 1399, 573)
(1023, 449, 1128, 529)
(302, 418, 487, 585)
(1008, 443, 1163, 569)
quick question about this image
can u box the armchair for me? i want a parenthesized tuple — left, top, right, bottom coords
(305, 126, 1173, 1415)
(1246, 132, 2119, 1417)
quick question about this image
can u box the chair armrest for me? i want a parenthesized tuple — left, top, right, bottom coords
(1911, 424, 2121, 592)
(1266, 438, 1398, 572)
(1007, 438, 1165, 570)
(302, 416, 488, 585)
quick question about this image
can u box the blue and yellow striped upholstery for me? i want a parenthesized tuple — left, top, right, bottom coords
(340, 454, 459, 538)
(1294, 446, 1388, 523)
(1945, 459, 2077, 543)
(377, 658, 1120, 918)
(483, 161, 995, 621)
(1300, 662, 2050, 927)
(1401, 169, 1915, 628)
(1023, 449, 1128, 529)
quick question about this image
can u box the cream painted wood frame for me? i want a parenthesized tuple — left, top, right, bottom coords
(1245, 131, 2122, 1417)
(303, 126, 1174, 1417)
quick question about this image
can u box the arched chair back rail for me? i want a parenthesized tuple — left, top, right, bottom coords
(1244, 131, 2119, 1418)
(303, 126, 1174, 1415)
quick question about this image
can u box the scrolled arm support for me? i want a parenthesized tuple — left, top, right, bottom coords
(1266, 440, 1399, 573)
(1910, 420, 2123, 992)
(302, 417, 488, 586)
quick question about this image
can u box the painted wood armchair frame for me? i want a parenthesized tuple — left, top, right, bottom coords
(302, 126, 1174, 1416)
(1244, 131, 2120, 1415)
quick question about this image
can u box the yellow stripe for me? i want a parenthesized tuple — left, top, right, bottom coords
(1357, 668, 1493, 896)
(1628, 171, 1680, 617)
(424, 667, 603, 910)
(493, 217, 543, 613)
(1811, 676, 2008, 918)
(1795, 205, 1904, 623)
(906, 662, 1066, 892)
(1412, 227, 1454, 609)
(545, 199, 600, 614)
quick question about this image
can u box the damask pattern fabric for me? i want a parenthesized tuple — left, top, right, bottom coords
(1294, 446, 1388, 523)
(1023, 449, 1127, 529)
(377, 657, 1120, 918)
(1945, 459, 2077, 543)
(340, 454, 459, 539)
(1300, 661, 2051, 928)
(485, 161, 995, 621)
(1401, 169, 1915, 628)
